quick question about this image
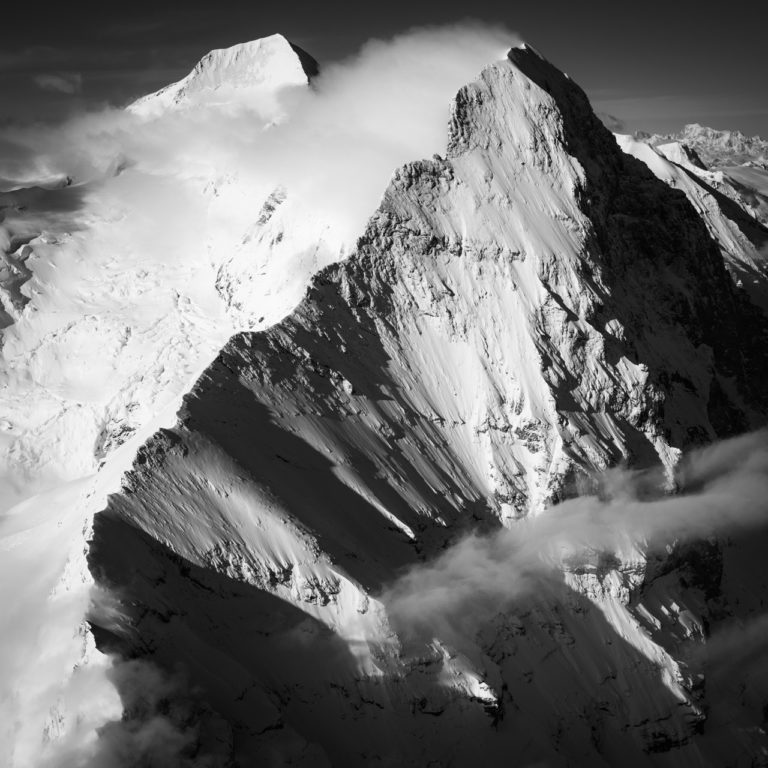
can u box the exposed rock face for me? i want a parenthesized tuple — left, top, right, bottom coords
(89, 46, 768, 766)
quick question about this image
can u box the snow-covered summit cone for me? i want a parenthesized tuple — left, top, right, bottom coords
(130, 33, 318, 117)
(89, 44, 768, 766)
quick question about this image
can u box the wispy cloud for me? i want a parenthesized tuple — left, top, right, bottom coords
(383, 430, 768, 645)
(0, 22, 520, 239)
(33, 73, 82, 95)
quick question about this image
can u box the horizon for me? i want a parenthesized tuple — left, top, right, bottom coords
(0, 1, 766, 138)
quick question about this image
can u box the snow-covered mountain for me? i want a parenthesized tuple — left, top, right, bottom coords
(130, 34, 318, 117)
(3, 31, 768, 768)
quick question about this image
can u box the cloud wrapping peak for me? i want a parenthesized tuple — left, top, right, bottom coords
(1, 23, 520, 239)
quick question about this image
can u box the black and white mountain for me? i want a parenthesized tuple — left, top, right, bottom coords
(2, 33, 768, 768)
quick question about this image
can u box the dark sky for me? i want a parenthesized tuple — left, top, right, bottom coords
(1, 0, 766, 136)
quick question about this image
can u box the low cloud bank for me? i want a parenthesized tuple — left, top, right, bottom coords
(383, 430, 768, 642)
(0, 23, 519, 239)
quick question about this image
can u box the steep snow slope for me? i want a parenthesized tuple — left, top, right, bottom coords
(89, 46, 768, 766)
(719, 164, 768, 227)
(654, 141, 707, 170)
(615, 134, 768, 313)
(654, 140, 768, 229)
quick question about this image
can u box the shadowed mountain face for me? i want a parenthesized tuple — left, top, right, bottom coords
(89, 46, 768, 766)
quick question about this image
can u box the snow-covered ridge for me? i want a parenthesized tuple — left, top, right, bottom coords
(87, 44, 768, 765)
(655, 141, 706, 170)
(130, 33, 318, 116)
(615, 133, 768, 313)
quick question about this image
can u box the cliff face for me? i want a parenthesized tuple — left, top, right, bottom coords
(87, 46, 768, 766)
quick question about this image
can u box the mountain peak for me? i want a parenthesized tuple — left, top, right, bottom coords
(130, 34, 318, 116)
(191, 35, 318, 84)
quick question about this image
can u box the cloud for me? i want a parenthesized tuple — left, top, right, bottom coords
(33, 73, 83, 95)
(382, 430, 768, 644)
(0, 22, 520, 242)
(262, 23, 519, 239)
(0, 22, 521, 767)
(42, 657, 229, 768)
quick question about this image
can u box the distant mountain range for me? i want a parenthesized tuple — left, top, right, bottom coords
(637, 122, 768, 168)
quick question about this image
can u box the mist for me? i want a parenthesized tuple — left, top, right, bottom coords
(0, 23, 519, 243)
(0, 23, 521, 768)
(382, 430, 768, 644)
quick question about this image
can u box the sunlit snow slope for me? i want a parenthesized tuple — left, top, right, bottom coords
(88, 46, 768, 766)
(0, 36, 335, 767)
(130, 34, 318, 117)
